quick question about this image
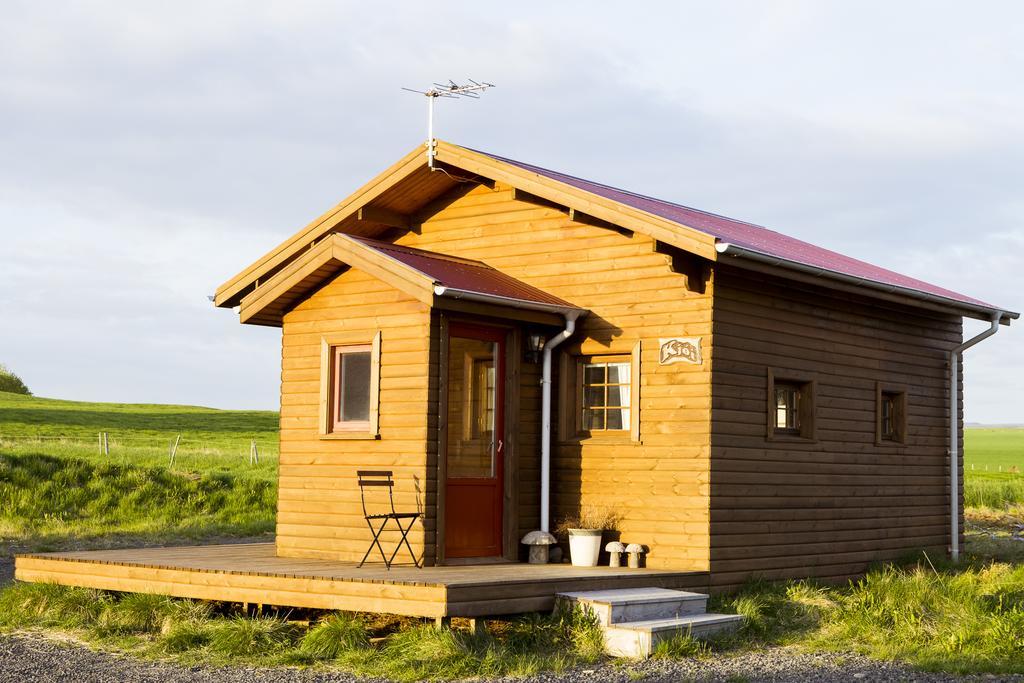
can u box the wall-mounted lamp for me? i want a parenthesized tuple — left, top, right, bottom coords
(525, 331, 546, 364)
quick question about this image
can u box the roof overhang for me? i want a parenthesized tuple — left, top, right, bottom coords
(215, 139, 1015, 326)
(238, 234, 587, 327)
(715, 242, 1018, 325)
(214, 140, 719, 310)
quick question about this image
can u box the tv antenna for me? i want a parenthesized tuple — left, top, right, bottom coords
(402, 79, 495, 168)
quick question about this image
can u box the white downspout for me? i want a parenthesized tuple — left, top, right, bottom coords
(949, 311, 1002, 561)
(540, 314, 579, 533)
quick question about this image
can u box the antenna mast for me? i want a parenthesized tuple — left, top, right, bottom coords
(402, 79, 495, 168)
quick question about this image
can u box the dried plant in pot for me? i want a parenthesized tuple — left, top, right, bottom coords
(556, 507, 621, 567)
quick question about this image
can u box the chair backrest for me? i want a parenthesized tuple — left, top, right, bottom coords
(357, 470, 396, 517)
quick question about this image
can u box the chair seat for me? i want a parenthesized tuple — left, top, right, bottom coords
(366, 512, 420, 520)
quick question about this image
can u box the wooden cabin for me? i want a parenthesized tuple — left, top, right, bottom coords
(17, 140, 1017, 614)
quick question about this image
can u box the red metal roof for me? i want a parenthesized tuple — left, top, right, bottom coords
(350, 237, 579, 311)
(474, 149, 1003, 313)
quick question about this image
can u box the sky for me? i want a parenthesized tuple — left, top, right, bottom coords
(1, 1, 1022, 422)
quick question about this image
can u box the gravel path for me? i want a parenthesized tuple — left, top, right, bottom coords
(1, 633, 1021, 683)
(0, 633, 369, 683)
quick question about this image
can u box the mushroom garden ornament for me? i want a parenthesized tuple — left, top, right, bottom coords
(605, 541, 626, 567)
(521, 530, 557, 564)
(625, 543, 645, 568)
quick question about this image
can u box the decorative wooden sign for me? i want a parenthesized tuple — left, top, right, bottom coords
(658, 337, 702, 366)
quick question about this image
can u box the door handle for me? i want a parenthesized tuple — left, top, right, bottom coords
(497, 439, 504, 454)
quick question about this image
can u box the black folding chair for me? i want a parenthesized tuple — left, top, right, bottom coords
(357, 470, 421, 569)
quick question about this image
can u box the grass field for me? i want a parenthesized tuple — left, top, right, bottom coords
(964, 428, 1024, 509)
(0, 392, 278, 553)
(965, 428, 1024, 472)
(0, 391, 278, 481)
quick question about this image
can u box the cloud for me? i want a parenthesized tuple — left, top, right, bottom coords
(1, 0, 1022, 419)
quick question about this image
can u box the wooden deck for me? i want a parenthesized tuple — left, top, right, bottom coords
(15, 543, 709, 618)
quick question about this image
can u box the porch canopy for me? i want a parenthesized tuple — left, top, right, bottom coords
(238, 233, 586, 327)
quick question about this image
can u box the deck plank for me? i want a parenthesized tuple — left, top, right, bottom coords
(15, 543, 709, 618)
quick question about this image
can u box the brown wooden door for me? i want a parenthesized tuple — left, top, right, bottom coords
(444, 322, 505, 559)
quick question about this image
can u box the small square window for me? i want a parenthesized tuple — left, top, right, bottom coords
(579, 358, 631, 434)
(320, 333, 380, 438)
(876, 384, 906, 445)
(559, 342, 641, 444)
(767, 370, 815, 440)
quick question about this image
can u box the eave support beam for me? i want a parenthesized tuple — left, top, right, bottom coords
(655, 241, 710, 294)
(509, 187, 564, 210)
(356, 206, 413, 230)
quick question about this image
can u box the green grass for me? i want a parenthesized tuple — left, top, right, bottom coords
(0, 585, 603, 680)
(0, 452, 276, 548)
(965, 428, 1024, 472)
(806, 563, 1024, 673)
(699, 546, 1024, 675)
(0, 391, 278, 553)
(965, 473, 1024, 509)
(964, 428, 1024, 509)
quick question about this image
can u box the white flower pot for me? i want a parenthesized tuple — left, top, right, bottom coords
(567, 529, 603, 567)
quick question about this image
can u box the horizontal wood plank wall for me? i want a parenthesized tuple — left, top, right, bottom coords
(399, 184, 712, 570)
(708, 265, 962, 590)
(278, 268, 434, 563)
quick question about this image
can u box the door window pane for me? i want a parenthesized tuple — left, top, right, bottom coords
(448, 336, 498, 478)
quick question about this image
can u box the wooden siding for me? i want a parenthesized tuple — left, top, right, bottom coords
(398, 184, 713, 570)
(708, 265, 961, 590)
(278, 268, 434, 563)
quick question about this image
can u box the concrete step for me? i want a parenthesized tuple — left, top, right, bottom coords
(603, 613, 745, 658)
(556, 587, 708, 624)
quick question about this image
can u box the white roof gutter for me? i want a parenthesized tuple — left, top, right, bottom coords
(539, 312, 582, 535)
(714, 242, 1017, 324)
(432, 285, 585, 317)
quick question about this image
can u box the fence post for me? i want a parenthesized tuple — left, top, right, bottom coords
(103, 432, 109, 456)
(249, 439, 259, 465)
(168, 434, 181, 467)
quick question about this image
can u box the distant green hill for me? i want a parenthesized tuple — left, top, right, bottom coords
(0, 391, 277, 441)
